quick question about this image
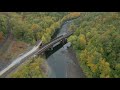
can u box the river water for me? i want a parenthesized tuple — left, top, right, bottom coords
(46, 19, 85, 78)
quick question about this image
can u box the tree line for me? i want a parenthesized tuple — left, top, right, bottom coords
(0, 12, 80, 45)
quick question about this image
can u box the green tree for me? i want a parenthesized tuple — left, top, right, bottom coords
(10, 57, 46, 78)
(79, 34, 86, 50)
(41, 35, 47, 44)
(98, 59, 111, 78)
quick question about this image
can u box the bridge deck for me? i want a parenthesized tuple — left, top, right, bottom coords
(36, 31, 74, 54)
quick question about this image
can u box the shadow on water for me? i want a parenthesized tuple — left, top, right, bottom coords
(45, 17, 85, 78)
(45, 43, 65, 58)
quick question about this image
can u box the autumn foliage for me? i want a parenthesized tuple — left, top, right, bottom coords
(68, 12, 120, 78)
(0, 12, 81, 78)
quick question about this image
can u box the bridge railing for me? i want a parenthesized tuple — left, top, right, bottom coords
(35, 31, 74, 55)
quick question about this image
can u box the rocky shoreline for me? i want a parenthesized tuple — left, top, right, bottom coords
(66, 47, 86, 78)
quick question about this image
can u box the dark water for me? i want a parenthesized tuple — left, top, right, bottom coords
(47, 19, 85, 78)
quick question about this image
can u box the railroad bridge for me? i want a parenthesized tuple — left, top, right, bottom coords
(36, 31, 74, 56)
(0, 31, 74, 77)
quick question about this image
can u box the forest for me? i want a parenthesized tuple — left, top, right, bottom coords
(0, 12, 80, 44)
(68, 12, 120, 78)
(0, 12, 119, 78)
(0, 12, 81, 78)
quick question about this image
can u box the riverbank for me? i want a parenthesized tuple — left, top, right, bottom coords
(67, 47, 86, 78)
(51, 16, 81, 39)
(46, 17, 85, 78)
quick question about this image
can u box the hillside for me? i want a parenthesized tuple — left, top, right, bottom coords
(1, 12, 119, 78)
(0, 12, 81, 78)
(68, 12, 120, 78)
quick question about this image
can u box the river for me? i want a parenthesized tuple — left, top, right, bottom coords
(46, 18, 85, 78)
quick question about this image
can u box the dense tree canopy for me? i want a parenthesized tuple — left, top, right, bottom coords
(0, 12, 80, 45)
(10, 57, 46, 78)
(0, 14, 8, 38)
(68, 12, 120, 78)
